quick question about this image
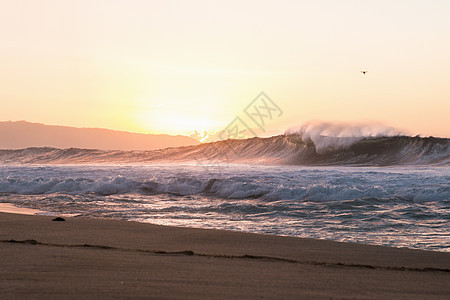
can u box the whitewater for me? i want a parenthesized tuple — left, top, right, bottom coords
(0, 133, 449, 252)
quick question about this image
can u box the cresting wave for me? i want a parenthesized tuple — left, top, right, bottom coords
(0, 135, 448, 166)
(1, 167, 449, 203)
(0, 175, 447, 203)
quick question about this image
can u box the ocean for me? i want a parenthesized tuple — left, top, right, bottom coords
(0, 134, 449, 252)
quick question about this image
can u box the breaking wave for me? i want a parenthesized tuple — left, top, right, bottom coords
(0, 134, 448, 166)
(285, 121, 402, 152)
(1, 165, 449, 203)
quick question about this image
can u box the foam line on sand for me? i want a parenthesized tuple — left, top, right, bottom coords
(2, 238, 449, 274)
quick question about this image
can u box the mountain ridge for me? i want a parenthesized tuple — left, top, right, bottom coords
(0, 121, 200, 150)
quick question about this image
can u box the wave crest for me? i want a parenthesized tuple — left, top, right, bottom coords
(285, 121, 403, 153)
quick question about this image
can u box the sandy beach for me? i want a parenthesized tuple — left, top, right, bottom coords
(1, 212, 449, 299)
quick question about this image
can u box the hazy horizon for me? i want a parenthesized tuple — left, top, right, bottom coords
(2, 119, 448, 139)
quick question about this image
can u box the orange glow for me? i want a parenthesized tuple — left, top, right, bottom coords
(0, 1, 449, 137)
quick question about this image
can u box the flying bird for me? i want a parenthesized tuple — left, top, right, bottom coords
(361, 70, 368, 75)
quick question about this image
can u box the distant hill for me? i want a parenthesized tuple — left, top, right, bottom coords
(0, 121, 200, 150)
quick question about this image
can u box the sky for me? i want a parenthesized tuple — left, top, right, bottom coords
(1, 0, 449, 137)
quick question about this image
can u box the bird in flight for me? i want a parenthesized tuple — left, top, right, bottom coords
(361, 70, 368, 75)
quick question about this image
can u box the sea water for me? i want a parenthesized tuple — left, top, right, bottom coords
(1, 163, 448, 252)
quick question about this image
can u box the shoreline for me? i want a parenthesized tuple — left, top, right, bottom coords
(1, 211, 449, 299)
(0, 203, 43, 215)
(1, 202, 448, 254)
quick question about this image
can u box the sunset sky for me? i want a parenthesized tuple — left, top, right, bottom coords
(1, 0, 449, 137)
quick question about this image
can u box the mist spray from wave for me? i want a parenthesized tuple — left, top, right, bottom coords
(285, 121, 403, 153)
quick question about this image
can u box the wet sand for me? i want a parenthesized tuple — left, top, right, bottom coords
(1, 212, 449, 299)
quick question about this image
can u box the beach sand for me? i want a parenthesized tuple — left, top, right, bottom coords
(1, 212, 449, 299)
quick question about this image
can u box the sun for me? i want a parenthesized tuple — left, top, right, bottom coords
(134, 103, 224, 135)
